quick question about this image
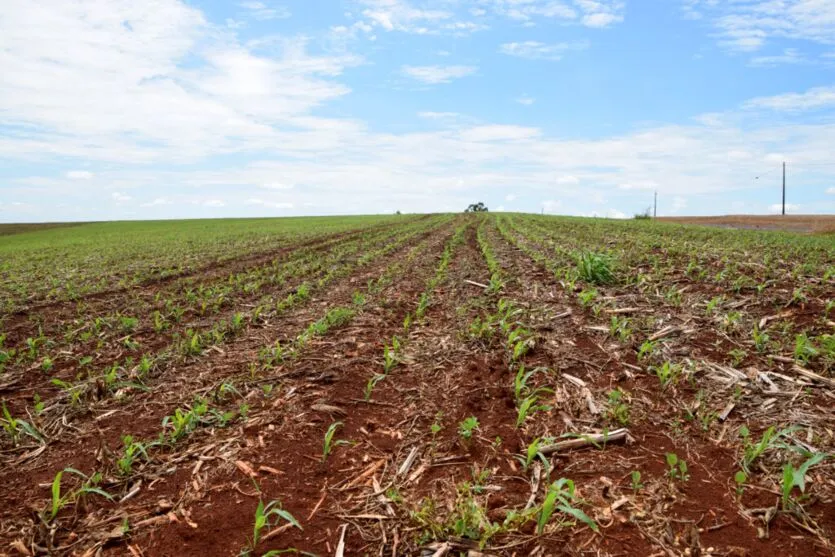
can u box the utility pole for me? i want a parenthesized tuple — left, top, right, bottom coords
(782, 161, 786, 216)
(654, 191, 657, 218)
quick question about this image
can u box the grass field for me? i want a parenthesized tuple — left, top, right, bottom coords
(0, 214, 833, 556)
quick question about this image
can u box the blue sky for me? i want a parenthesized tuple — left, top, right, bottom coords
(1, 0, 835, 222)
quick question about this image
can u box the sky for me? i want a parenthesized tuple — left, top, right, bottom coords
(1, 0, 835, 222)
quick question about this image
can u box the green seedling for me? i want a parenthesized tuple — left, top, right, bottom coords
(117, 435, 148, 476)
(652, 361, 682, 388)
(577, 288, 598, 308)
(364, 373, 386, 401)
(516, 393, 551, 428)
(637, 339, 656, 361)
(734, 470, 747, 497)
(665, 453, 689, 482)
(631, 471, 643, 492)
(781, 453, 827, 510)
(794, 333, 818, 365)
(575, 252, 614, 285)
(1, 403, 44, 446)
(516, 437, 548, 472)
(458, 416, 480, 441)
(322, 421, 346, 462)
(249, 499, 302, 550)
(606, 388, 630, 426)
(45, 468, 113, 522)
(537, 478, 598, 534)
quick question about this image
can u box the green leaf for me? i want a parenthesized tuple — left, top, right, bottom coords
(51, 470, 64, 519)
(558, 504, 599, 532)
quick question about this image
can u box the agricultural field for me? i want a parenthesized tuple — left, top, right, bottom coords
(0, 213, 833, 556)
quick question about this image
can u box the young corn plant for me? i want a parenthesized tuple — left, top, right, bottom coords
(516, 437, 548, 472)
(1, 403, 44, 446)
(781, 453, 828, 511)
(322, 421, 347, 462)
(244, 499, 302, 554)
(652, 361, 682, 388)
(382, 337, 401, 374)
(44, 468, 113, 523)
(536, 478, 598, 534)
(117, 435, 149, 476)
(364, 373, 386, 401)
(516, 392, 552, 428)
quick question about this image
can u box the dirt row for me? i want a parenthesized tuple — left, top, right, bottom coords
(0, 216, 457, 554)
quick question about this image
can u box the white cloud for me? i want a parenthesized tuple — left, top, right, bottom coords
(500, 41, 589, 61)
(749, 48, 807, 67)
(543, 199, 562, 213)
(0, 1, 361, 164)
(671, 196, 687, 214)
(112, 192, 132, 203)
(505, 194, 516, 201)
(203, 199, 226, 207)
(356, 0, 485, 35)
(401, 65, 477, 84)
(744, 86, 835, 112)
(240, 1, 290, 21)
(141, 197, 173, 207)
(826, 187, 835, 195)
(485, 0, 624, 27)
(246, 198, 294, 209)
(260, 182, 294, 190)
(496, 205, 506, 211)
(516, 95, 535, 105)
(687, 1, 835, 52)
(66, 170, 93, 179)
(458, 125, 541, 142)
(556, 175, 580, 185)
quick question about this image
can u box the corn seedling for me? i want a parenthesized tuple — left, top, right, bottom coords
(322, 421, 346, 462)
(577, 288, 598, 308)
(536, 478, 598, 534)
(781, 453, 827, 510)
(516, 437, 547, 471)
(752, 326, 770, 354)
(652, 361, 682, 388)
(637, 339, 656, 361)
(794, 333, 818, 365)
(45, 468, 113, 522)
(606, 388, 630, 426)
(516, 393, 551, 428)
(117, 435, 148, 476)
(1, 403, 44, 446)
(364, 373, 385, 401)
(609, 316, 632, 342)
(507, 327, 534, 361)
(247, 499, 302, 552)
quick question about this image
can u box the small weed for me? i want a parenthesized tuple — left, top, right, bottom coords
(576, 252, 614, 285)
(458, 416, 480, 441)
(630, 470, 643, 492)
(665, 453, 689, 482)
